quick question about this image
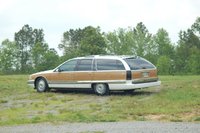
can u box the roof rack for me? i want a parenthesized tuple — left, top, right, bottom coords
(77, 55, 138, 59)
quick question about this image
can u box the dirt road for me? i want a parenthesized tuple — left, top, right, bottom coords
(0, 121, 200, 133)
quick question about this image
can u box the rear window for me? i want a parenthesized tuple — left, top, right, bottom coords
(96, 59, 125, 70)
(124, 58, 155, 70)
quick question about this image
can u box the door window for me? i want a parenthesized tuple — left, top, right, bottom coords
(76, 59, 93, 71)
(58, 60, 77, 71)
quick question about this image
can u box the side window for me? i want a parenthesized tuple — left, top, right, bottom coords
(96, 59, 125, 70)
(116, 60, 125, 70)
(76, 59, 92, 71)
(59, 60, 77, 71)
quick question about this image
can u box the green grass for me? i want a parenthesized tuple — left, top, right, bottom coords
(0, 75, 200, 125)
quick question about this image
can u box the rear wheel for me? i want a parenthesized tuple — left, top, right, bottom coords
(36, 78, 49, 92)
(94, 83, 109, 96)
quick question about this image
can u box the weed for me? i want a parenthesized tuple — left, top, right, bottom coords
(194, 117, 200, 121)
(0, 75, 200, 125)
(170, 119, 183, 122)
(0, 99, 8, 103)
(31, 116, 41, 123)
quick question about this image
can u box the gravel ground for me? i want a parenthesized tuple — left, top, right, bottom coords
(0, 121, 200, 133)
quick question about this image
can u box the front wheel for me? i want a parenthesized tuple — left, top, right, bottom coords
(93, 83, 109, 96)
(36, 78, 49, 92)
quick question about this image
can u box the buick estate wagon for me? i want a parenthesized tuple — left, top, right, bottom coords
(28, 55, 161, 95)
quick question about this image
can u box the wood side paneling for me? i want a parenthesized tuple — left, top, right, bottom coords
(73, 72, 93, 81)
(149, 69, 157, 77)
(33, 69, 158, 82)
(132, 69, 157, 79)
(32, 72, 73, 81)
(93, 71, 126, 80)
(132, 71, 142, 79)
(32, 71, 126, 82)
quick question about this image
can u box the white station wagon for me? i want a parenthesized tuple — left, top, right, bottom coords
(28, 55, 161, 95)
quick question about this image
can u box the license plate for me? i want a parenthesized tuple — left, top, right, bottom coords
(142, 72, 149, 77)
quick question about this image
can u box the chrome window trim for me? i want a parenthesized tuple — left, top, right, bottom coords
(130, 68, 157, 72)
(48, 80, 126, 84)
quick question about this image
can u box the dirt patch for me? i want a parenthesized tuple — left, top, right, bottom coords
(145, 114, 168, 121)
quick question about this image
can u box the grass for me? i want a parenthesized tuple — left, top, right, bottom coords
(0, 75, 200, 125)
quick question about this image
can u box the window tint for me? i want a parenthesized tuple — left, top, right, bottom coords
(59, 60, 77, 71)
(96, 59, 125, 70)
(124, 58, 155, 70)
(76, 59, 92, 71)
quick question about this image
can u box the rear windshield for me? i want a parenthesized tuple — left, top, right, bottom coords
(124, 58, 155, 70)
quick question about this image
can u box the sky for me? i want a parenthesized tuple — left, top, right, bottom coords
(0, 0, 200, 55)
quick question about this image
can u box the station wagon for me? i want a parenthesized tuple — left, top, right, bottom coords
(28, 55, 161, 95)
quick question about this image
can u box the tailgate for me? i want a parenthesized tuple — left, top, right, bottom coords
(132, 69, 158, 83)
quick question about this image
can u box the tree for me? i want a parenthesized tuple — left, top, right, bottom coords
(79, 26, 106, 55)
(31, 42, 49, 72)
(175, 17, 200, 74)
(157, 56, 171, 75)
(36, 48, 59, 71)
(187, 47, 200, 74)
(192, 17, 200, 36)
(59, 26, 106, 59)
(130, 22, 157, 64)
(153, 28, 175, 73)
(154, 28, 174, 58)
(106, 28, 134, 55)
(132, 22, 154, 57)
(0, 39, 18, 74)
(14, 24, 46, 73)
(59, 28, 83, 58)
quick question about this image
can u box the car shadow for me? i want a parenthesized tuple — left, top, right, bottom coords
(51, 88, 94, 95)
(50, 88, 159, 96)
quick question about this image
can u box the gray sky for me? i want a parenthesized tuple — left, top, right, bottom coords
(0, 0, 200, 54)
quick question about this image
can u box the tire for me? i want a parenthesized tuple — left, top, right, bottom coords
(36, 78, 49, 92)
(94, 83, 109, 96)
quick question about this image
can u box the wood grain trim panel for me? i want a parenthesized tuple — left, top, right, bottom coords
(132, 69, 157, 79)
(93, 71, 126, 80)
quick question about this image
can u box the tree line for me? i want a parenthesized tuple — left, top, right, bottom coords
(1, 17, 200, 75)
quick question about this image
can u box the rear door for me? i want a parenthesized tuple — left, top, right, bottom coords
(94, 59, 126, 82)
(73, 59, 93, 88)
(124, 58, 158, 83)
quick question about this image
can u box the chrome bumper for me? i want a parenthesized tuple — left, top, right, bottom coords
(27, 80, 35, 88)
(109, 80, 161, 90)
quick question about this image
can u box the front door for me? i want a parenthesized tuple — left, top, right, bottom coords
(48, 59, 78, 88)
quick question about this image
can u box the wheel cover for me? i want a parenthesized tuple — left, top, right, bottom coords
(96, 84, 106, 95)
(37, 79, 46, 91)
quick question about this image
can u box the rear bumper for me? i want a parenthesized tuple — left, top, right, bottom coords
(109, 80, 161, 90)
(27, 80, 35, 88)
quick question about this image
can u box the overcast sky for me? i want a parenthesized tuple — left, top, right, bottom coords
(0, 0, 200, 54)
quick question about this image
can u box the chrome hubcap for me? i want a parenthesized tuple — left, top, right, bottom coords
(96, 84, 106, 94)
(38, 80, 45, 91)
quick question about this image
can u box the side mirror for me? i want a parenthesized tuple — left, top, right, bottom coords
(57, 68, 62, 72)
(142, 67, 146, 69)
